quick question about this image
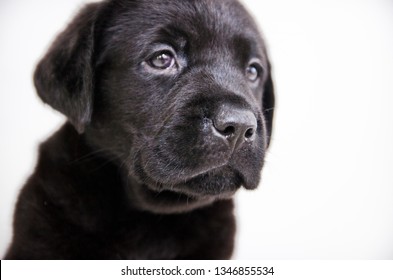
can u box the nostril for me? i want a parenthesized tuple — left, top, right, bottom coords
(222, 125, 235, 137)
(245, 128, 255, 139)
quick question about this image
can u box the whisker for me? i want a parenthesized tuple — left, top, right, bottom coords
(70, 147, 121, 163)
(264, 107, 274, 113)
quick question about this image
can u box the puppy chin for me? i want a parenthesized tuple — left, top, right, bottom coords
(125, 147, 262, 213)
(125, 178, 228, 214)
(125, 164, 241, 213)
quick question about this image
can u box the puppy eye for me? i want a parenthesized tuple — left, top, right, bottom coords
(246, 62, 262, 82)
(148, 51, 176, 69)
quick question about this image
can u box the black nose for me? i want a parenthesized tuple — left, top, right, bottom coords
(213, 106, 257, 150)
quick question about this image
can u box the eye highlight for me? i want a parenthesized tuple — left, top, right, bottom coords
(142, 44, 185, 75)
(148, 51, 176, 69)
(245, 60, 263, 83)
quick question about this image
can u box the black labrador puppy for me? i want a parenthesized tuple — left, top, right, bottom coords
(5, 0, 274, 259)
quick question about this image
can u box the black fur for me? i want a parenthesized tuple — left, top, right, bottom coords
(5, 0, 274, 259)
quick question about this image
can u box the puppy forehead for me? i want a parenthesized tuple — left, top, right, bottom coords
(127, 0, 250, 27)
(105, 0, 264, 57)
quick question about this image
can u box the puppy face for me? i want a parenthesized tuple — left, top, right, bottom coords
(34, 0, 274, 213)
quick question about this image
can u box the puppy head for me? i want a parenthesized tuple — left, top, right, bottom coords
(34, 0, 275, 213)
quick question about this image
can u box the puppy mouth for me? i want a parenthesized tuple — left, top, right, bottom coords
(139, 163, 244, 197)
(135, 143, 255, 196)
(126, 114, 264, 213)
(127, 161, 245, 213)
(163, 167, 243, 196)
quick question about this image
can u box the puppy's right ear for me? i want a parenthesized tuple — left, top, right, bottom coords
(262, 60, 275, 148)
(34, 3, 101, 133)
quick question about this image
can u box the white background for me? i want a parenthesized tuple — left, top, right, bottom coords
(1, 0, 392, 259)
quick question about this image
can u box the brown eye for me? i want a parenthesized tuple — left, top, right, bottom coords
(246, 64, 261, 82)
(149, 52, 175, 69)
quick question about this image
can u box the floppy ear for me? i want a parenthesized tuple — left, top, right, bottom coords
(34, 3, 101, 133)
(262, 61, 275, 147)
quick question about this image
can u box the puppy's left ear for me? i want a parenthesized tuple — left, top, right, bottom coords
(34, 3, 101, 133)
(262, 61, 275, 147)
